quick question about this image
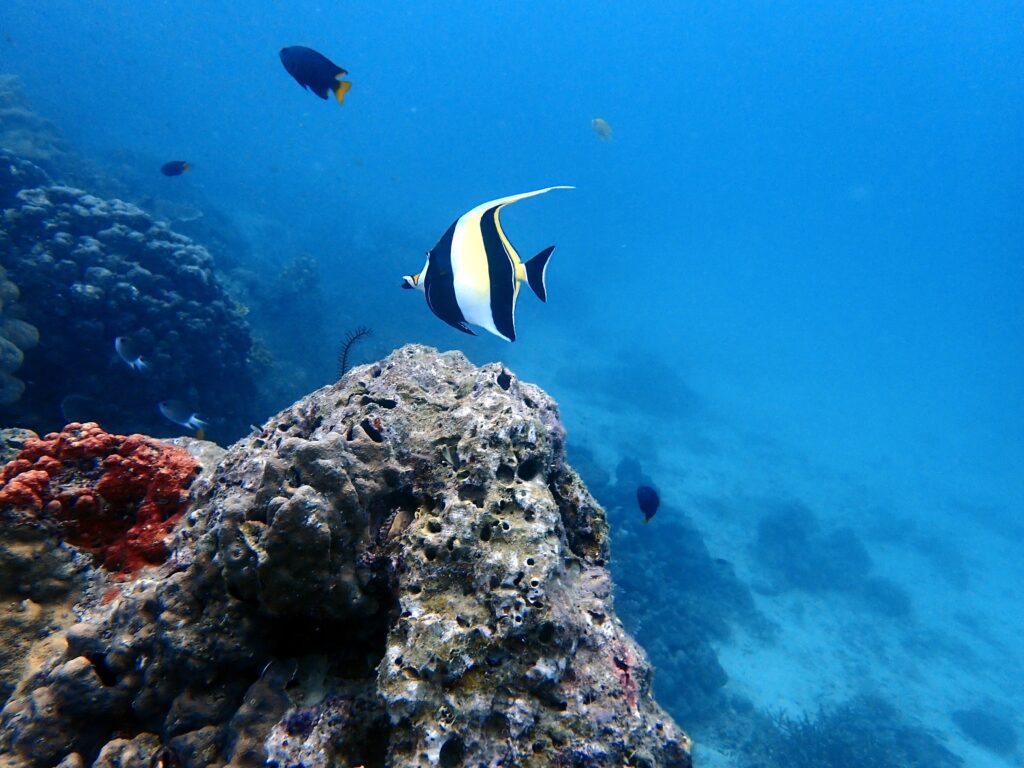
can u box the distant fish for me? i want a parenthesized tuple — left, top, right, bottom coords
(636, 485, 660, 523)
(401, 186, 572, 341)
(159, 400, 207, 432)
(115, 336, 149, 372)
(279, 45, 352, 104)
(60, 394, 95, 424)
(591, 117, 613, 141)
(160, 161, 190, 177)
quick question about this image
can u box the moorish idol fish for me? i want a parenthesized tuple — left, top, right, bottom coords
(279, 45, 352, 104)
(160, 161, 190, 177)
(401, 186, 572, 341)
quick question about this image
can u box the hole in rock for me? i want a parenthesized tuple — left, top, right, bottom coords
(538, 621, 556, 643)
(496, 371, 512, 390)
(439, 735, 466, 767)
(458, 484, 486, 508)
(517, 457, 542, 481)
(360, 396, 398, 409)
(360, 418, 384, 442)
(85, 653, 119, 687)
(496, 464, 515, 483)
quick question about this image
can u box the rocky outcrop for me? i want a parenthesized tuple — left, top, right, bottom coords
(0, 345, 691, 768)
(0, 182, 255, 440)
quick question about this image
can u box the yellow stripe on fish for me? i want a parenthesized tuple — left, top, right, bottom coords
(401, 187, 572, 342)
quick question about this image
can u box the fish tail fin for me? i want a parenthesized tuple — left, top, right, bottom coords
(194, 427, 206, 441)
(182, 163, 191, 172)
(525, 246, 554, 302)
(134, 357, 150, 373)
(642, 517, 650, 524)
(190, 415, 208, 431)
(334, 80, 352, 104)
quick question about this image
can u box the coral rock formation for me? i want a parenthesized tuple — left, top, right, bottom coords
(0, 181, 255, 439)
(0, 265, 39, 407)
(0, 422, 200, 575)
(0, 345, 691, 767)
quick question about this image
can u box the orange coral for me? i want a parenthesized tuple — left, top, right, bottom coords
(0, 422, 200, 576)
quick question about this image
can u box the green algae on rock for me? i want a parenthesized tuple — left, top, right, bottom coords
(0, 345, 691, 767)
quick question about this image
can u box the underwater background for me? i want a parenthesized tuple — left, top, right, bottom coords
(1, 1, 1021, 766)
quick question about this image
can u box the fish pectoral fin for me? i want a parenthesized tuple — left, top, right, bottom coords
(334, 80, 352, 104)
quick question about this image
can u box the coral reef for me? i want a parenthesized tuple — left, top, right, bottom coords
(0, 263, 39, 407)
(752, 501, 912, 618)
(0, 77, 72, 178)
(0, 345, 691, 767)
(568, 449, 769, 726)
(0, 150, 50, 210)
(742, 696, 963, 768)
(0, 428, 35, 465)
(227, 253, 334, 409)
(0, 182, 256, 440)
(0, 422, 200, 575)
(0, 428, 83, 704)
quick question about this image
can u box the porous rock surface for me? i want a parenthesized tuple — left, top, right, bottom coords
(0, 345, 691, 768)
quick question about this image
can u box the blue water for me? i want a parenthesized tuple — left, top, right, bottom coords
(3, 1, 1022, 764)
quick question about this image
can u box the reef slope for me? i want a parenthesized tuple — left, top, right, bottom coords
(0, 344, 691, 768)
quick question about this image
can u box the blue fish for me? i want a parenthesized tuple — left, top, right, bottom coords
(636, 485, 660, 523)
(160, 161, 190, 177)
(279, 46, 351, 104)
(115, 336, 149, 372)
(159, 400, 207, 432)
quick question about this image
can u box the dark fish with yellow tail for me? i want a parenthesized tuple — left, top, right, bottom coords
(401, 186, 572, 341)
(160, 161, 190, 177)
(636, 485, 660, 523)
(279, 45, 352, 104)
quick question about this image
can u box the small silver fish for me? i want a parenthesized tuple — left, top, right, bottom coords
(115, 336, 149, 372)
(158, 400, 207, 432)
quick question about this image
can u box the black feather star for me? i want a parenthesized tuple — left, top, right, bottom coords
(337, 326, 372, 378)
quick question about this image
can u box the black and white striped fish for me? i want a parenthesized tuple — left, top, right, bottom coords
(401, 186, 572, 342)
